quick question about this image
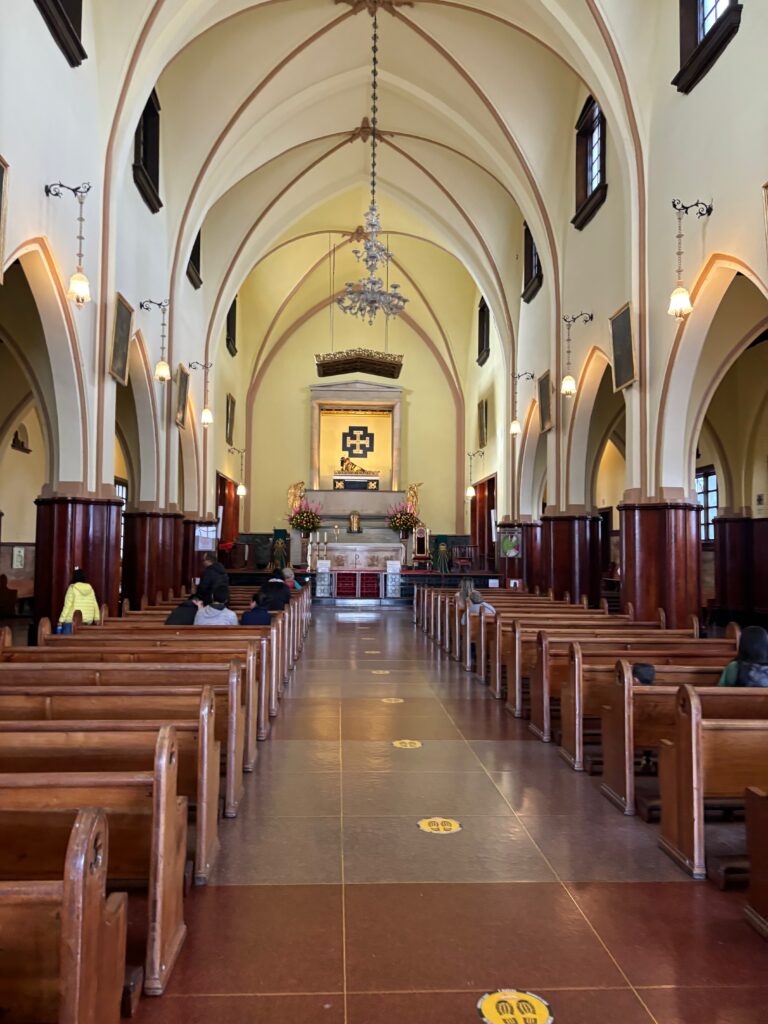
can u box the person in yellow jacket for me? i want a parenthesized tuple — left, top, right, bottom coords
(58, 568, 101, 633)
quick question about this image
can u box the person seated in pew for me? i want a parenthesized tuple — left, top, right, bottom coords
(281, 567, 302, 591)
(196, 551, 229, 606)
(261, 578, 291, 611)
(718, 625, 768, 687)
(460, 590, 496, 626)
(241, 592, 272, 626)
(194, 583, 238, 626)
(58, 567, 101, 633)
(165, 595, 204, 625)
(455, 577, 475, 611)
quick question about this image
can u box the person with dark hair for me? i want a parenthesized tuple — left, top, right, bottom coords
(196, 551, 229, 606)
(241, 592, 271, 626)
(259, 579, 291, 611)
(165, 595, 203, 625)
(58, 568, 100, 633)
(718, 626, 768, 687)
(194, 583, 238, 625)
(633, 663, 656, 686)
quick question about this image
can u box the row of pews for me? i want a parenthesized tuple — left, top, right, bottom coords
(0, 582, 311, 1023)
(415, 584, 768, 937)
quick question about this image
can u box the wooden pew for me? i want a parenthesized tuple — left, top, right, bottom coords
(81, 612, 286, 706)
(0, 808, 126, 1024)
(0, 660, 246, 811)
(0, 692, 219, 885)
(34, 620, 267, 755)
(560, 649, 728, 772)
(658, 685, 768, 878)
(745, 787, 768, 939)
(0, 725, 186, 995)
(529, 626, 732, 742)
(600, 660, 744, 815)
(498, 612, 678, 712)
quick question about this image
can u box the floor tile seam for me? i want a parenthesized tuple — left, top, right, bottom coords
(161, 984, 644, 998)
(425, 641, 660, 1024)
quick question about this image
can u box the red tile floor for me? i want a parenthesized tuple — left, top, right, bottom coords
(138, 608, 768, 1024)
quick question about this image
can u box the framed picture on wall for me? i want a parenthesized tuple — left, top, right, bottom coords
(175, 363, 190, 428)
(538, 371, 552, 432)
(478, 398, 488, 448)
(109, 293, 134, 386)
(0, 155, 8, 285)
(225, 393, 236, 447)
(609, 301, 637, 392)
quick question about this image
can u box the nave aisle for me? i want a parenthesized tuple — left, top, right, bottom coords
(140, 609, 767, 1024)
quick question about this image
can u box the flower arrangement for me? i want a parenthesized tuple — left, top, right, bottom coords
(288, 500, 323, 534)
(386, 502, 421, 533)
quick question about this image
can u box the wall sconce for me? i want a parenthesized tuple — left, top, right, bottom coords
(140, 298, 171, 381)
(561, 312, 592, 396)
(466, 448, 484, 499)
(190, 360, 214, 426)
(510, 371, 534, 436)
(228, 446, 247, 497)
(668, 198, 713, 319)
(44, 181, 92, 308)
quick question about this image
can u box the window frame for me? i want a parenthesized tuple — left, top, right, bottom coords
(672, 0, 743, 94)
(34, 0, 87, 67)
(571, 98, 608, 231)
(186, 230, 202, 289)
(695, 463, 718, 545)
(521, 223, 543, 303)
(226, 297, 238, 357)
(477, 298, 490, 367)
(133, 89, 163, 214)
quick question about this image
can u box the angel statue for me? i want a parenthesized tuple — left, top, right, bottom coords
(287, 481, 305, 513)
(406, 482, 423, 517)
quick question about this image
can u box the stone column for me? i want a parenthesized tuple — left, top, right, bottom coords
(620, 502, 700, 627)
(34, 495, 122, 623)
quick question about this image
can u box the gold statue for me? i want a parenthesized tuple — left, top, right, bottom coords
(339, 456, 379, 476)
(287, 481, 305, 513)
(406, 482, 423, 517)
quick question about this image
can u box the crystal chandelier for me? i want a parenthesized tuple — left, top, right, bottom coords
(337, 12, 408, 326)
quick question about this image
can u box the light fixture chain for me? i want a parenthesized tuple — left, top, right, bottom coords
(676, 207, 684, 283)
(370, 13, 379, 207)
(75, 192, 86, 269)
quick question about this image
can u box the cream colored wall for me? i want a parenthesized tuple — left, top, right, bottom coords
(243, 311, 459, 534)
(700, 340, 768, 514)
(594, 440, 626, 531)
(0, 406, 45, 541)
(463, 298, 509, 528)
(114, 436, 129, 482)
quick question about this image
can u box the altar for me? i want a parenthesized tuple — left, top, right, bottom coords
(317, 541, 404, 570)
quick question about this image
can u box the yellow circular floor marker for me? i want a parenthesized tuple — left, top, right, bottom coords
(381, 697, 404, 704)
(477, 990, 553, 1024)
(371, 669, 391, 675)
(416, 817, 462, 835)
(392, 739, 422, 749)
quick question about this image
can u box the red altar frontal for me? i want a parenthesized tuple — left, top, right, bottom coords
(315, 570, 401, 600)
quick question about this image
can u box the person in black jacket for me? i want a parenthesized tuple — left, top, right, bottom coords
(197, 552, 229, 606)
(165, 596, 203, 625)
(241, 592, 272, 626)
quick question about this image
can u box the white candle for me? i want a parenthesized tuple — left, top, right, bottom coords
(324, 531, 327, 542)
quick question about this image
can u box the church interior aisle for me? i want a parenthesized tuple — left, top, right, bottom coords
(137, 609, 768, 1024)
